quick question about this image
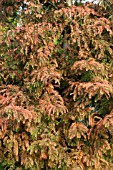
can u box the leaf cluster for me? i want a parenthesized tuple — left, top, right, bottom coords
(0, 1, 113, 169)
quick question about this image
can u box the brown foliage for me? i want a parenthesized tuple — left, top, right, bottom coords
(0, 1, 113, 169)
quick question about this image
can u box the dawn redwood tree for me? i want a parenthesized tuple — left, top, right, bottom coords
(0, 0, 113, 169)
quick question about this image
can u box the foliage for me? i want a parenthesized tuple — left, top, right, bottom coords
(0, 0, 113, 169)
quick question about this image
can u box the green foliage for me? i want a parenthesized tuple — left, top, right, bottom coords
(0, 0, 113, 170)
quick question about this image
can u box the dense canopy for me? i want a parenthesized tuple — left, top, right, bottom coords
(0, 0, 113, 169)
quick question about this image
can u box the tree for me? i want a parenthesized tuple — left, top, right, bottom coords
(0, 0, 113, 169)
